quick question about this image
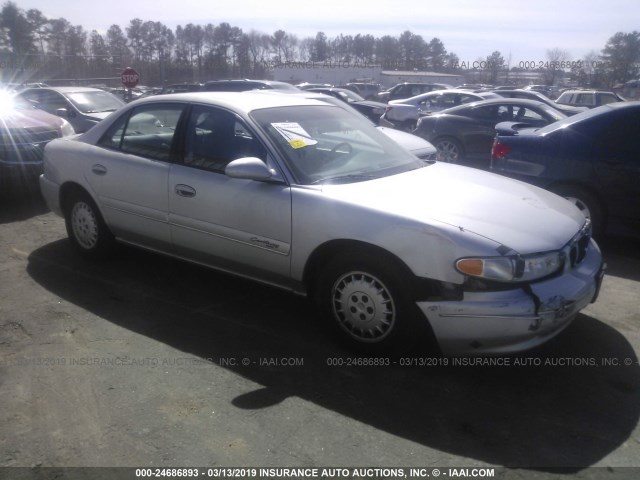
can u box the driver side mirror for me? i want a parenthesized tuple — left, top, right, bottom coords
(56, 107, 76, 118)
(225, 157, 279, 182)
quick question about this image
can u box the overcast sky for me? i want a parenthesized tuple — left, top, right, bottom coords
(14, 0, 640, 65)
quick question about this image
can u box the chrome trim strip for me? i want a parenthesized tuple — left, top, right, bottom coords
(170, 222, 290, 256)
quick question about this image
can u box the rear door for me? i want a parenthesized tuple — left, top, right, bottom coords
(460, 104, 501, 165)
(90, 102, 186, 250)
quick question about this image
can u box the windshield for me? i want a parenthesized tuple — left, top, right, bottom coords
(337, 89, 365, 102)
(535, 104, 614, 135)
(67, 91, 125, 113)
(541, 106, 566, 122)
(251, 105, 425, 185)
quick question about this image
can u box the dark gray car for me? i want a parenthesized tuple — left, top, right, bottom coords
(15, 87, 125, 133)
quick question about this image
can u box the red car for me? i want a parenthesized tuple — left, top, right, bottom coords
(0, 94, 75, 192)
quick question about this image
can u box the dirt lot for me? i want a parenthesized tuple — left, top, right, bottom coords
(1, 193, 639, 479)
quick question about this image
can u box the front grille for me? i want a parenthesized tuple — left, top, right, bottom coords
(418, 151, 438, 161)
(1, 127, 61, 164)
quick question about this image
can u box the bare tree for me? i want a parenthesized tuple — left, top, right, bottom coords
(544, 47, 571, 85)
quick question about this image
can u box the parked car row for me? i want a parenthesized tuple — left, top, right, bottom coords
(2, 81, 441, 195)
(411, 98, 568, 168)
(381, 89, 501, 131)
(6, 79, 637, 240)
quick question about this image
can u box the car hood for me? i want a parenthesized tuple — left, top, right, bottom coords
(84, 111, 114, 122)
(377, 127, 437, 156)
(354, 99, 387, 109)
(320, 162, 585, 253)
(1, 108, 65, 130)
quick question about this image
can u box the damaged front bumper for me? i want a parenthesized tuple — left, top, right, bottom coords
(418, 239, 605, 356)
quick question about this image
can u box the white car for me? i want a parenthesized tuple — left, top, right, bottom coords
(382, 90, 499, 131)
(39, 92, 605, 355)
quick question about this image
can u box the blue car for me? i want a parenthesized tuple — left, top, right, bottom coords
(490, 101, 640, 236)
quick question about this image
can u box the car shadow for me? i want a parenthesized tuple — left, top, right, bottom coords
(26, 240, 640, 471)
(599, 231, 640, 282)
(0, 187, 48, 224)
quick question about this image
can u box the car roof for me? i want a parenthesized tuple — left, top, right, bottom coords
(492, 89, 542, 95)
(128, 91, 331, 114)
(25, 86, 106, 93)
(533, 100, 640, 134)
(444, 97, 555, 111)
(558, 89, 616, 94)
(394, 89, 483, 102)
(203, 79, 298, 90)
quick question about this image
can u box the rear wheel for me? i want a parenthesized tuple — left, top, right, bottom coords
(551, 185, 604, 237)
(434, 137, 463, 163)
(64, 191, 114, 258)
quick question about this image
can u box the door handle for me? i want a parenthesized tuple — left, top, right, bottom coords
(175, 184, 196, 198)
(91, 164, 107, 175)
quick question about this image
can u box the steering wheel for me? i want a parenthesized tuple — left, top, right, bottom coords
(330, 142, 353, 156)
(318, 141, 353, 169)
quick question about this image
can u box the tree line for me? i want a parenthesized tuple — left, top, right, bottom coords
(0, 1, 638, 88)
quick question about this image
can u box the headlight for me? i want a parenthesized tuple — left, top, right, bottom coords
(60, 118, 75, 137)
(456, 251, 564, 283)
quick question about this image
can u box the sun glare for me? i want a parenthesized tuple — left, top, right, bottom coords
(0, 90, 16, 115)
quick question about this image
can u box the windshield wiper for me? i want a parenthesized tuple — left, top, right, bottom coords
(311, 173, 379, 185)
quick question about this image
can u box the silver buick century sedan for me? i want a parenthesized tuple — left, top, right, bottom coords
(39, 92, 605, 355)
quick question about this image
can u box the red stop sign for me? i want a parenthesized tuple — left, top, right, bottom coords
(121, 67, 140, 88)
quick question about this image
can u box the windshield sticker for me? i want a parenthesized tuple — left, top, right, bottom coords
(272, 122, 317, 149)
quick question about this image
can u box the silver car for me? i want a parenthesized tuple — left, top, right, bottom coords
(39, 92, 605, 355)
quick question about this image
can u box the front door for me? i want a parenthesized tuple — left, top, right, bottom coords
(168, 104, 292, 284)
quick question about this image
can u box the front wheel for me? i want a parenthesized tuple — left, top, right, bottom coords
(400, 120, 417, 132)
(317, 251, 419, 350)
(64, 191, 114, 258)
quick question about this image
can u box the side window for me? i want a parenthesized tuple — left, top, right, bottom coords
(497, 105, 513, 122)
(22, 90, 67, 114)
(97, 104, 184, 161)
(182, 105, 266, 174)
(515, 107, 545, 124)
(599, 94, 618, 105)
(468, 105, 498, 121)
(19, 90, 41, 103)
(41, 91, 68, 110)
(395, 85, 410, 97)
(575, 93, 595, 107)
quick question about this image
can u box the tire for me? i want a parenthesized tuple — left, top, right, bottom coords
(551, 185, 605, 237)
(317, 251, 420, 351)
(64, 191, 114, 258)
(434, 137, 463, 163)
(401, 120, 417, 132)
